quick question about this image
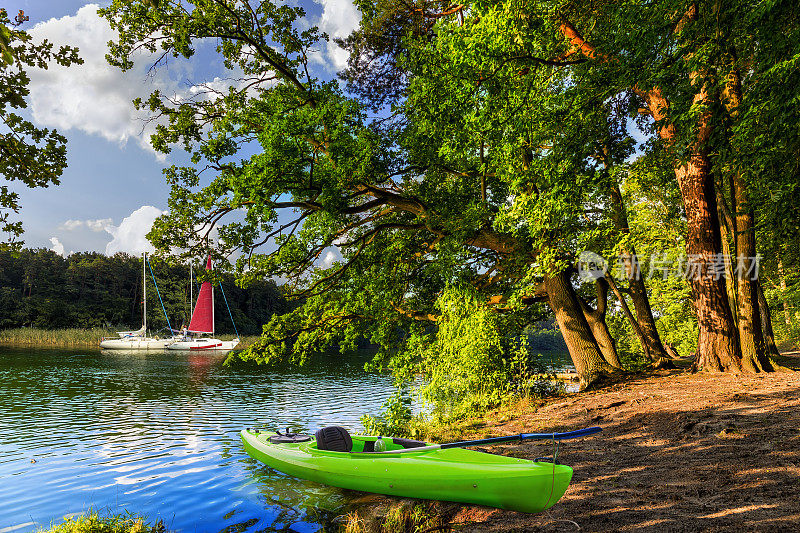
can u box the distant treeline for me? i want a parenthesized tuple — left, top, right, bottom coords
(0, 249, 290, 335)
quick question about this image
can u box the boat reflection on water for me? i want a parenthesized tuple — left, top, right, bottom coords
(100, 348, 235, 357)
(100, 348, 230, 383)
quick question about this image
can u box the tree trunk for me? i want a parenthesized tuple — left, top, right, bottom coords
(724, 63, 771, 371)
(607, 181, 669, 364)
(757, 280, 781, 358)
(578, 277, 622, 369)
(645, 85, 744, 373)
(733, 174, 768, 371)
(545, 269, 619, 389)
(605, 274, 649, 355)
(778, 258, 792, 326)
(716, 178, 738, 322)
(606, 274, 674, 368)
(678, 159, 743, 372)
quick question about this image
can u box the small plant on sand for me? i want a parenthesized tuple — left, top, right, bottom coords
(341, 502, 441, 533)
(341, 511, 367, 533)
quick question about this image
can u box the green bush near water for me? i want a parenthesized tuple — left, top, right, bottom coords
(39, 511, 163, 533)
(362, 285, 561, 438)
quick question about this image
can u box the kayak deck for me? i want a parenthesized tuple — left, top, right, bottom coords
(241, 429, 573, 513)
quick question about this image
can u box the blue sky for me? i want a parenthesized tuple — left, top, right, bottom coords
(4, 0, 359, 256)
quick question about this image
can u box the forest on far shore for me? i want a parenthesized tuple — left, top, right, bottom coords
(0, 249, 290, 335)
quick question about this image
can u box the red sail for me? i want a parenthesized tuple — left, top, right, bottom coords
(188, 256, 214, 334)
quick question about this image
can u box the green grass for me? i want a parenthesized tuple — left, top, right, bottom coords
(39, 511, 163, 533)
(340, 502, 441, 533)
(0, 328, 115, 347)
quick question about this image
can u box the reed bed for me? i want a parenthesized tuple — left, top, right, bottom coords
(0, 329, 263, 349)
(230, 335, 261, 349)
(0, 327, 114, 347)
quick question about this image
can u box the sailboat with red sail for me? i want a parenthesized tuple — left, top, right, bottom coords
(167, 256, 240, 351)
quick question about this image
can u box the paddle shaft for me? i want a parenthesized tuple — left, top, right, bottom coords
(441, 426, 602, 449)
(367, 426, 602, 455)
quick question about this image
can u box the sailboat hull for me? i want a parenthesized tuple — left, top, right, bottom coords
(166, 338, 239, 351)
(99, 337, 175, 350)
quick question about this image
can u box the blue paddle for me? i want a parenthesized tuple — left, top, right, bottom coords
(369, 426, 602, 454)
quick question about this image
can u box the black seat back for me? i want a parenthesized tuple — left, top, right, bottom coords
(315, 426, 353, 452)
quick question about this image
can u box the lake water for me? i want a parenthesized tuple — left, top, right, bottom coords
(0, 346, 573, 533)
(0, 347, 395, 533)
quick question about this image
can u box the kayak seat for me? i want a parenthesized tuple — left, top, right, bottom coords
(315, 426, 353, 452)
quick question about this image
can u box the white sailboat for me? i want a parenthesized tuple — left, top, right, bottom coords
(167, 256, 240, 351)
(100, 252, 176, 350)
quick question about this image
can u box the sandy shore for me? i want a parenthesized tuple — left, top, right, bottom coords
(346, 365, 800, 532)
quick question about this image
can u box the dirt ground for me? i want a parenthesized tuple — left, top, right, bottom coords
(347, 361, 800, 532)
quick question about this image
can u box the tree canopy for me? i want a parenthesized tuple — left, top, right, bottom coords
(0, 8, 81, 250)
(101, 1, 800, 397)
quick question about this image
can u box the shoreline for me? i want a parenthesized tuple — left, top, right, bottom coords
(0, 328, 259, 349)
(341, 359, 800, 532)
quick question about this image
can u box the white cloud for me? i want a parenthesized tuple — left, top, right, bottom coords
(50, 237, 66, 257)
(315, 0, 361, 71)
(25, 3, 358, 154)
(87, 218, 113, 231)
(319, 247, 342, 269)
(26, 5, 192, 156)
(60, 220, 84, 231)
(60, 218, 113, 232)
(105, 206, 164, 255)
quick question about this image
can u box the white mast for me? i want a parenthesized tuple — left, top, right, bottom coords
(142, 252, 147, 333)
(190, 262, 193, 319)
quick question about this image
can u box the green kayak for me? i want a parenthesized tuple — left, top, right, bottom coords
(240, 428, 574, 513)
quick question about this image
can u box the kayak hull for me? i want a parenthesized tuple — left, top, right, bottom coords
(241, 429, 573, 513)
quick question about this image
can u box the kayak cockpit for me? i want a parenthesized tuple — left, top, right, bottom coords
(309, 425, 428, 454)
(309, 435, 428, 454)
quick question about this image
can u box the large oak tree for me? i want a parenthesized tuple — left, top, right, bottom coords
(102, 0, 798, 389)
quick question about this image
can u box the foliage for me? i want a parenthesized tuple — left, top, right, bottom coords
(0, 8, 81, 250)
(99, 1, 800, 392)
(606, 313, 649, 372)
(417, 285, 531, 418)
(363, 285, 551, 435)
(620, 154, 699, 358)
(39, 510, 160, 533)
(361, 391, 415, 440)
(523, 322, 568, 352)
(340, 502, 441, 533)
(0, 248, 289, 334)
(98, 1, 605, 374)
